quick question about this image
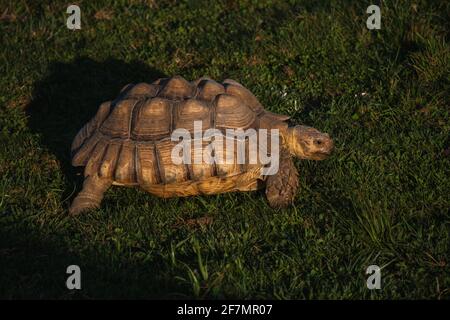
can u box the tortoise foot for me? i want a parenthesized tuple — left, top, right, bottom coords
(69, 195, 100, 216)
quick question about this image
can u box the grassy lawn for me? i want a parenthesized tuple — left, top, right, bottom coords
(0, 0, 449, 299)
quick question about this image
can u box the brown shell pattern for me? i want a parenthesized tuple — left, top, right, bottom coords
(71, 76, 289, 185)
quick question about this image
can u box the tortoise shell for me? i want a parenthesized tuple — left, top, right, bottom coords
(71, 76, 290, 186)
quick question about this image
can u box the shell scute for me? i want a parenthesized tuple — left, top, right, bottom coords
(136, 144, 159, 185)
(158, 75, 195, 100)
(155, 140, 189, 184)
(71, 132, 101, 166)
(224, 83, 264, 114)
(174, 99, 211, 133)
(99, 142, 121, 179)
(192, 76, 212, 87)
(131, 98, 172, 140)
(121, 83, 159, 99)
(84, 139, 108, 177)
(114, 142, 136, 184)
(214, 94, 256, 130)
(189, 139, 215, 180)
(71, 101, 111, 162)
(197, 80, 225, 101)
(212, 136, 242, 177)
(100, 99, 137, 138)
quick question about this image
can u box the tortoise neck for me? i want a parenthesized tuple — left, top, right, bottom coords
(284, 126, 303, 158)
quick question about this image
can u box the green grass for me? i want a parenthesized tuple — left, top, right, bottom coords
(0, 0, 449, 299)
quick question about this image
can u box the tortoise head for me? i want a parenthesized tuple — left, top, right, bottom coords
(285, 125, 334, 160)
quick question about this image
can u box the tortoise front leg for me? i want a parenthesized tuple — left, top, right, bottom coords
(69, 175, 112, 215)
(265, 150, 299, 208)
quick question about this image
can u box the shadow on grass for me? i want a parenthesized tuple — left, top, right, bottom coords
(0, 220, 187, 299)
(26, 57, 166, 203)
(5, 59, 192, 298)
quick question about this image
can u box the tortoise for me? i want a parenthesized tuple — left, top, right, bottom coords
(69, 76, 333, 215)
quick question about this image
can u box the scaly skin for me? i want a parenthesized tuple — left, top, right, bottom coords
(265, 149, 299, 208)
(69, 175, 112, 215)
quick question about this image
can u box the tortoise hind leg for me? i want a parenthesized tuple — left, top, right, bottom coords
(265, 150, 299, 208)
(69, 175, 112, 215)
